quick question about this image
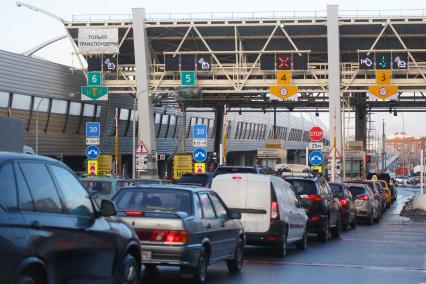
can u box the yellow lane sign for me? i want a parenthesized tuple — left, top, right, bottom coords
(375, 70, 391, 85)
(269, 85, 298, 100)
(87, 160, 98, 176)
(173, 154, 193, 180)
(310, 165, 323, 173)
(368, 85, 398, 100)
(276, 70, 292, 85)
(194, 163, 206, 173)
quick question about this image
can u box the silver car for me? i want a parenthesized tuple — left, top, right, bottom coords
(112, 185, 244, 283)
(346, 183, 380, 225)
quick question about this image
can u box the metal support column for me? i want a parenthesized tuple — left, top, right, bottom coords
(381, 119, 386, 171)
(355, 94, 367, 149)
(214, 105, 224, 166)
(132, 8, 158, 178)
(327, 5, 343, 182)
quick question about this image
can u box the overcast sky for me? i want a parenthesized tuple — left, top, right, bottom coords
(1, 0, 425, 137)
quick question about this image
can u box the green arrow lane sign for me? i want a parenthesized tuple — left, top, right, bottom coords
(88, 71, 102, 86)
(81, 86, 108, 101)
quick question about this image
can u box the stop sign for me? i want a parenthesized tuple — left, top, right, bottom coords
(309, 126, 323, 141)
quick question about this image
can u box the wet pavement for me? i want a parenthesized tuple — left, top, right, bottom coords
(142, 187, 426, 284)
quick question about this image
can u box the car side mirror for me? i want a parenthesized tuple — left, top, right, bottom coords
(228, 211, 241, 220)
(100, 200, 117, 217)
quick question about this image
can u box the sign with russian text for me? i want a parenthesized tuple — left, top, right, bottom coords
(78, 28, 119, 54)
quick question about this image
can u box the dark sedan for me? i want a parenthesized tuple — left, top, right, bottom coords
(329, 182, 357, 230)
(0, 153, 141, 284)
(113, 185, 245, 283)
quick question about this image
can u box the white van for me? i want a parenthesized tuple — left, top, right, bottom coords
(211, 174, 308, 257)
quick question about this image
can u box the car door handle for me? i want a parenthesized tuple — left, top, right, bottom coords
(30, 221, 42, 229)
(206, 224, 212, 229)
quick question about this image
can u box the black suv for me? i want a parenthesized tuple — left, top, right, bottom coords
(284, 174, 341, 241)
(213, 165, 274, 178)
(0, 153, 141, 284)
(176, 172, 213, 187)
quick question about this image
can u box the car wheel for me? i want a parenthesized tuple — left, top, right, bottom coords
(318, 217, 329, 242)
(193, 247, 209, 283)
(331, 217, 341, 238)
(296, 228, 308, 251)
(117, 254, 140, 284)
(227, 240, 244, 273)
(275, 228, 288, 257)
(351, 218, 357, 229)
(367, 212, 374, 225)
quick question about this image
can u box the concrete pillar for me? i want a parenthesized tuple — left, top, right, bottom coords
(355, 93, 367, 149)
(327, 5, 343, 181)
(132, 8, 158, 178)
(214, 105, 224, 166)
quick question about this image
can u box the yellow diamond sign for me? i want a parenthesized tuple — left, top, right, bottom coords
(269, 85, 298, 100)
(368, 85, 398, 100)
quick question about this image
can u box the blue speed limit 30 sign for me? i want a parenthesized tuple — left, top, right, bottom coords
(193, 124, 207, 139)
(309, 151, 323, 166)
(86, 122, 100, 137)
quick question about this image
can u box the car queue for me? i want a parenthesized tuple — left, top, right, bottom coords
(0, 152, 396, 284)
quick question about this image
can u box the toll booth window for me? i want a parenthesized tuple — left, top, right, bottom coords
(69, 102, 81, 116)
(83, 104, 95, 117)
(12, 94, 31, 111)
(51, 100, 67, 114)
(0, 92, 9, 108)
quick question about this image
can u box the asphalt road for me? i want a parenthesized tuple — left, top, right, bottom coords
(141, 187, 426, 284)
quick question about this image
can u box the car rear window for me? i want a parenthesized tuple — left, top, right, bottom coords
(113, 188, 192, 214)
(348, 186, 366, 196)
(285, 179, 317, 195)
(213, 167, 255, 177)
(176, 175, 209, 186)
(82, 181, 112, 196)
(329, 184, 343, 196)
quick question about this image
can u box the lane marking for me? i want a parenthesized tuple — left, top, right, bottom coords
(244, 259, 426, 273)
(341, 237, 426, 246)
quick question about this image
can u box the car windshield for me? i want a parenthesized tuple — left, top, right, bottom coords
(176, 175, 209, 186)
(285, 179, 317, 195)
(113, 188, 192, 214)
(348, 186, 366, 196)
(83, 181, 112, 195)
(213, 167, 255, 177)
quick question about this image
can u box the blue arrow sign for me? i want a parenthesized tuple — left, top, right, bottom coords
(193, 124, 207, 140)
(193, 148, 207, 163)
(86, 145, 100, 160)
(86, 122, 100, 137)
(309, 151, 323, 166)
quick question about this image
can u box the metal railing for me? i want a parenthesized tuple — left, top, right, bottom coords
(70, 9, 426, 23)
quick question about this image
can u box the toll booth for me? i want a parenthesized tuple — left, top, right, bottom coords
(344, 150, 367, 180)
(257, 139, 287, 170)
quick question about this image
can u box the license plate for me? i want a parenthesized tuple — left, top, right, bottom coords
(142, 250, 152, 261)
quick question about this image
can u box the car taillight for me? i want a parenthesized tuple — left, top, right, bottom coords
(148, 230, 189, 243)
(307, 194, 322, 202)
(271, 201, 280, 220)
(357, 195, 369, 201)
(232, 176, 242, 180)
(125, 210, 143, 216)
(340, 199, 348, 206)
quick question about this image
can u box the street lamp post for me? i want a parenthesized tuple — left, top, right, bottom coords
(35, 97, 47, 154)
